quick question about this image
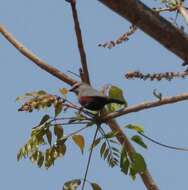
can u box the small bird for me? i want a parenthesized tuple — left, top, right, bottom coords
(70, 83, 125, 111)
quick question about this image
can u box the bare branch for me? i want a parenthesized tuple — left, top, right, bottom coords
(0, 25, 77, 86)
(97, 0, 188, 62)
(103, 92, 188, 121)
(68, 0, 90, 84)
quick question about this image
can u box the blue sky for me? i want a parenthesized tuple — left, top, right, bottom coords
(1, 0, 188, 189)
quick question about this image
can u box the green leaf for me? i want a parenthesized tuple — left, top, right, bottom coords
(100, 142, 106, 157)
(86, 121, 95, 127)
(125, 124, 144, 133)
(51, 146, 60, 162)
(63, 179, 81, 190)
(122, 158, 130, 174)
(29, 152, 36, 163)
(109, 139, 119, 145)
(55, 102, 63, 117)
(17, 148, 24, 161)
(37, 90, 47, 95)
(104, 130, 119, 139)
(129, 166, 137, 180)
(57, 143, 66, 156)
(46, 129, 52, 145)
(103, 148, 109, 160)
(108, 85, 126, 103)
(72, 135, 85, 154)
(90, 183, 102, 190)
(59, 88, 68, 97)
(111, 146, 120, 153)
(131, 152, 147, 173)
(106, 85, 127, 112)
(91, 138, 101, 149)
(37, 153, 44, 168)
(131, 135, 147, 149)
(39, 114, 50, 125)
(120, 144, 129, 174)
(44, 148, 54, 169)
(54, 125, 64, 139)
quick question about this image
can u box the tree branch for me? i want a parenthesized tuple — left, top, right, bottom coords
(69, 0, 90, 84)
(0, 25, 77, 86)
(103, 92, 188, 121)
(97, 0, 188, 62)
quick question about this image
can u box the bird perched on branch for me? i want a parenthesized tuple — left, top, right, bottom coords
(70, 83, 125, 111)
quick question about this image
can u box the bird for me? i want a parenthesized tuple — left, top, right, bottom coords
(69, 83, 125, 111)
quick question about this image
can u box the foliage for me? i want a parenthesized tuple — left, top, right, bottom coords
(105, 85, 128, 112)
(16, 86, 148, 188)
(120, 144, 147, 180)
(63, 179, 102, 190)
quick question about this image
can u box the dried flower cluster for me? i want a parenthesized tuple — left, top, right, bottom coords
(125, 70, 188, 81)
(98, 24, 137, 49)
(17, 91, 63, 112)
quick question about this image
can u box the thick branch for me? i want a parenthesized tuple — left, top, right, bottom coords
(97, 0, 188, 62)
(0, 25, 77, 86)
(103, 92, 188, 121)
(107, 120, 159, 190)
(69, 1, 90, 84)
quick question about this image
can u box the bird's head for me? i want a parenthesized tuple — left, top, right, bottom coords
(69, 83, 99, 97)
(69, 82, 90, 95)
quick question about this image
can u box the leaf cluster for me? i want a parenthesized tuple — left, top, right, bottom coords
(63, 179, 102, 190)
(17, 114, 67, 168)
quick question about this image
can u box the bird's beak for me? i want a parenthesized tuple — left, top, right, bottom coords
(69, 83, 80, 92)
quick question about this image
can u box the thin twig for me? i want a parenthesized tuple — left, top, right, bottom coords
(66, 124, 91, 139)
(103, 92, 188, 121)
(51, 121, 90, 126)
(139, 132, 188, 151)
(52, 116, 92, 121)
(68, 0, 90, 84)
(153, 7, 177, 13)
(0, 25, 76, 86)
(81, 125, 99, 190)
